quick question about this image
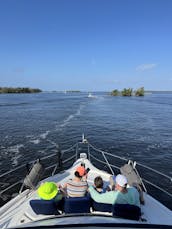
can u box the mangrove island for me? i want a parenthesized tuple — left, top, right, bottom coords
(0, 87, 42, 94)
(111, 87, 145, 96)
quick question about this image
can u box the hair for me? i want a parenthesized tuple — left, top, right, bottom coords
(74, 171, 82, 179)
(80, 163, 85, 168)
(94, 176, 103, 189)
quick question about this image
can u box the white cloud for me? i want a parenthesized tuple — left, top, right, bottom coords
(136, 63, 157, 71)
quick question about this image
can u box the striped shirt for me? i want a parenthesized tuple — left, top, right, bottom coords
(66, 179, 88, 197)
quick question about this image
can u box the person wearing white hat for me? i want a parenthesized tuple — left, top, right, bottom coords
(89, 174, 140, 207)
(116, 174, 128, 189)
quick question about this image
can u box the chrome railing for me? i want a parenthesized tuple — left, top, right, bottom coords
(0, 137, 172, 209)
(87, 142, 172, 197)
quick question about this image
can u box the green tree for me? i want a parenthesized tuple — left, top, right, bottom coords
(121, 88, 133, 96)
(0, 87, 42, 93)
(111, 89, 119, 96)
(135, 87, 144, 96)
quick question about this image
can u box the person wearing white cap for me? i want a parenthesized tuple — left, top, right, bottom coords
(116, 174, 128, 189)
(89, 174, 140, 207)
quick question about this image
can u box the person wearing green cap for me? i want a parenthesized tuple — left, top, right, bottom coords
(37, 182, 63, 202)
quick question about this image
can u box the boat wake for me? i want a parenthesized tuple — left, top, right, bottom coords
(29, 139, 41, 145)
(0, 144, 24, 167)
(27, 104, 85, 148)
(40, 130, 50, 139)
(58, 104, 84, 129)
(0, 102, 86, 172)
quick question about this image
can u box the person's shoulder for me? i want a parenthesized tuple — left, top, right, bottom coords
(67, 179, 73, 184)
(80, 180, 88, 185)
(128, 186, 139, 194)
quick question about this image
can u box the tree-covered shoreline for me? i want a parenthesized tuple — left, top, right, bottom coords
(0, 87, 42, 94)
(111, 87, 145, 96)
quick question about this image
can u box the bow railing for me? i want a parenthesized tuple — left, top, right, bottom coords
(0, 136, 172, 210)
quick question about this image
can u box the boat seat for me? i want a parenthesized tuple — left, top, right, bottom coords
(64, 196, 91, 214)
(112, 204, 141, 220)
(92, 201, 112, 212)
(30, 199, 61, 215)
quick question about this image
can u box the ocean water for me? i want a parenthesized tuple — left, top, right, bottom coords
(0, 92, 172, 207)
(0, 92, 172, 174)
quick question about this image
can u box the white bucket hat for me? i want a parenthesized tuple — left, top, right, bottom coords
(116, 174, 127, 187)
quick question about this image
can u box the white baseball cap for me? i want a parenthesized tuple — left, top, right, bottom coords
(116, 174, 127, 187)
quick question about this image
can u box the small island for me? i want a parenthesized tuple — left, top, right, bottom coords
(111, 87, 145, 96)
(0, 87, 42, 94)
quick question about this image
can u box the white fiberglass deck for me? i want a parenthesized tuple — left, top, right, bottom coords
(0, 158, 172, 229)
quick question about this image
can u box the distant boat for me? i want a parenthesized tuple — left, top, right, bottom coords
(88, 93, 96, 98)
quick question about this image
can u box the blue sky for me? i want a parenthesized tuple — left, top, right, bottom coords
(0, 0, 172, 91)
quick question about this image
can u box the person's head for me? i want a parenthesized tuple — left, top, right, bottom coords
(74, 166, 86, 179)
(80, 163, 85, 168)
(94, 176, 104, 189)
(115, 174, 127, 191)
(37, 182, 58, 200)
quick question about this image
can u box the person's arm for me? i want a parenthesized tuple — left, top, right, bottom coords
(62, 183, 67, 189)
(57, 183, 67, 196)
(89, 186, 116, 204)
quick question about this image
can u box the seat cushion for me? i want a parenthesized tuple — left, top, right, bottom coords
(30, 199, 60, 215)
(92, 201, 112, 212)
(112, 204, 141, 220)
(64, 196, 91, 214)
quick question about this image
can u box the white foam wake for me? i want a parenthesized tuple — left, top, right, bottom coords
(30, 139, 41, 144)
(40, 130, 50, 139)
(29, 104, 85, 146)
(8, 144, 24, 154)
(59, 114, 74, 128)
(29, 130, 50, 145)
(3, 144, 24, 167)
(58, 104, 84, 128)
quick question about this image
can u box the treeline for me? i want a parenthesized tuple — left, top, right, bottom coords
(0, 87, 42, 94)
(66, 90, 81, 93)
(111, 87, 144, 96)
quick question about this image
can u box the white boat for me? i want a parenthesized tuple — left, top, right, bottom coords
(88, 93, 96, 98)
(0, 135, 172, 228)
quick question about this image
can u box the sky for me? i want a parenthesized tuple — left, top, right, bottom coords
(0, 0, 172, 91)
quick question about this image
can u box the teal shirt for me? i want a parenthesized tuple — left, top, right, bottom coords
(89, 186, 140, 207)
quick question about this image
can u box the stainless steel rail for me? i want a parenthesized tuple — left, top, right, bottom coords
(0, 138, 171, 205)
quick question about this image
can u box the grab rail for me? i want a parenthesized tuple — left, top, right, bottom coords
(101, 151, 115, 176)
(88, 142, 172, 187)
(0, 152, 57, 179)
(136, 161, 172, 182)
(0, 137, 172, 209)
(142, 178, 172, 198)
(0, 164, 26, 179)
(0, 181, 22, 196)
(88, 143, 128, 162)
(90, 154, 121, 170)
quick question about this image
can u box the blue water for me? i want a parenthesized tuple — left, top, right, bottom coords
(0, 92, 172, 177)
